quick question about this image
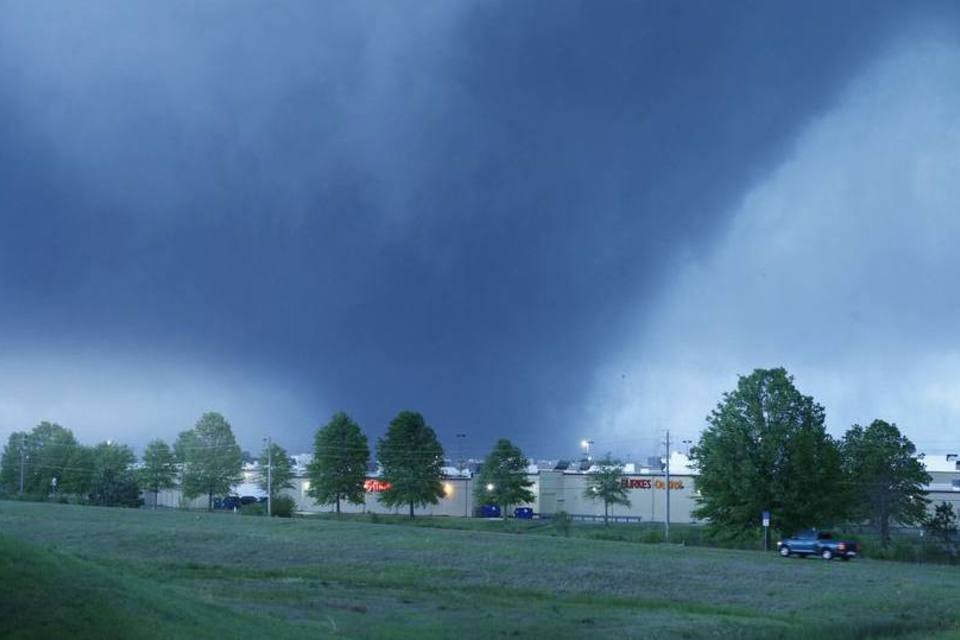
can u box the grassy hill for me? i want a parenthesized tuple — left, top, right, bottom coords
(0, 534, 317, 639)
(2, 500, 960, 639)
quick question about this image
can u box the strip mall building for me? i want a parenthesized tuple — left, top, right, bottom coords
(150, 452, 960, 525)
(284, 452, 701, 522)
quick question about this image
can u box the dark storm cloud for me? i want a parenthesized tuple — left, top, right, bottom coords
(0, 1, 946, 455)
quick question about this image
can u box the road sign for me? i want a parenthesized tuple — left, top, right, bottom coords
(761, 510, 770, 527)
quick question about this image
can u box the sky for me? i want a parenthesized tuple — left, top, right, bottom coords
(2, 1, 960, 460)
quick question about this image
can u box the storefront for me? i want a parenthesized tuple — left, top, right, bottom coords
(282, 471, 700, 523)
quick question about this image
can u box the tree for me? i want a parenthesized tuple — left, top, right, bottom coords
(474, 439, 534, 520)
(258, 441, 295, 502)
(0, 432, 28, 494)
(584, 454, 631, 525)
(89, 442, 141, 507)
(925, 502, 958, 546)
(0, 423, 86, 498)
(175, 412, 244, 511)
(840, 420, 930, 547)
(377, 411, 445, 518)
(60, 444, 96, 498)
(691, 368, 845, 538)
(307, 412, 370, 515)
(140, 439, 178, 508)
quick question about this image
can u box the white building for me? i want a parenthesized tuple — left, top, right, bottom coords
(144, 450, 960, 524)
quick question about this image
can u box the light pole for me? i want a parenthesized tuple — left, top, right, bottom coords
(580, 439, 594, 463)
(664, 430, 671, 542)
(456, 433, 468, 517)
(264, 436, 272, 518)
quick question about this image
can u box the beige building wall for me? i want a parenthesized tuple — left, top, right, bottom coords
(140, 464, 959, 527)
(143, 487, 209, 510)
(536, 471, 699, 523)
(284, 472, 699, 523)
(926, 470, 960, 517)
(285, 476, 481, 517)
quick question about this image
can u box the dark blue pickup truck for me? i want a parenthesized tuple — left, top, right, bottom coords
(777, 530, 859, 560)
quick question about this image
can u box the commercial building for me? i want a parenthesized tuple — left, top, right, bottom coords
(283, 452, 701, 523)
(145, 451, 960, 526)
(924, 454, 960, 514)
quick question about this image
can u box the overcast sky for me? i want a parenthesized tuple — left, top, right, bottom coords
(2, 1, 959, 459)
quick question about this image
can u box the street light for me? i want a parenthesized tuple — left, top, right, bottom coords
(456, 433, 468, 518)
(486, 483, 495, 492)
(263, 436, 272, 518)
(581, 439, 594, 463)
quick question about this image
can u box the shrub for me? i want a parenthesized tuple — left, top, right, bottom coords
(271, 495, 296, 518)
(240, 503, 265, 516)
(641, 529, 665, 544)
(553, 511, 572, 537)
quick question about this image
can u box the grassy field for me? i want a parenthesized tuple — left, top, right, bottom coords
(2, 501, 960, 639)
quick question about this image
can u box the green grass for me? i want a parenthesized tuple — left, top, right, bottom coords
(0, 533, 319, 639)
(310, 511, 758, 547)
(1, 501, 959, 639)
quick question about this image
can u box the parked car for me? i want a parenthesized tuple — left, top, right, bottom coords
(238, 496, 259, 506)
(777, 530, 859, 560)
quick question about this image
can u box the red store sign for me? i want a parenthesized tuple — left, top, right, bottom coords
(364, 479, 392, 493)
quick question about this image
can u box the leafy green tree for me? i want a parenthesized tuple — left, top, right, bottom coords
(175, 412, 244, 510)
(584, 454, 631, 525)
(840, 420, 930, 547)
(89, 442, 141, 507)
(258, 441, 295, 501)
(925, 502, 958, 545)
(0, 423, 86, 498)
(0, 432, 29, 494)
(59, 444, 96, 498)
(139, 439, 178, 508)
(377, 411, 444, 518)
(691, 368, 845, 537)
(307, 412, 370, 514)
(474, 438, 534, 520)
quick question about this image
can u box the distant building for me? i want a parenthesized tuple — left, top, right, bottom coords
(923, 454, 960, 515)
(283, 452, 700, 522)
(143, 449, 960, 526)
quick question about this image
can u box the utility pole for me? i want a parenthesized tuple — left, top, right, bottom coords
(265, 436, 272, 518)
(664, 429, 671, 542)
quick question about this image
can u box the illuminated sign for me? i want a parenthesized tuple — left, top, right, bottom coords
(621, 478, 684, 490)
(364, 479, 392, 493)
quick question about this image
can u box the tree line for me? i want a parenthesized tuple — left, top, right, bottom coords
(0, 408, 548, 520)
(0, 412, 296, 511)
(2, 367, 953, 545)
(691, 367, 953, 548)
(306, 410, 539, 519)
